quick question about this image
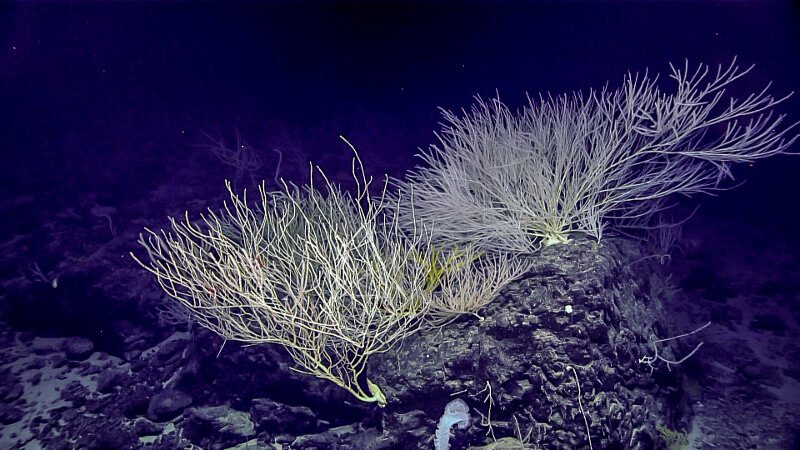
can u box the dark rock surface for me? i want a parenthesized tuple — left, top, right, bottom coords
(146, 389, 193, 422)
(182, 405, 256, 449)
(0, 233, 697, 449)
(370, 238, 683, 449)
(63, 336, 95, 361)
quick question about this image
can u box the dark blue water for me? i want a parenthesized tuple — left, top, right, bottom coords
(3, 2, 799, 216)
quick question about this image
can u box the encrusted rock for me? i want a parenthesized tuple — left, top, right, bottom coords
(63, 336, 95, 360)
(183, 405, 256, 448)
(370, 238, 683, 449)
(146, 389, 192, 422)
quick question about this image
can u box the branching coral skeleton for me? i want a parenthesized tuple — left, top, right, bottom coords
(639, 321, 711, 374)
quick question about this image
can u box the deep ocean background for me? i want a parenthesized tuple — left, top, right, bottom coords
(2, 1, 800, 230)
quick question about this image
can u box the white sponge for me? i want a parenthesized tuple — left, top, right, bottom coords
(434, 398, 471, 450)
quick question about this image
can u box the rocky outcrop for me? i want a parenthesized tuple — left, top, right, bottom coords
(369, 238, 683, 449)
